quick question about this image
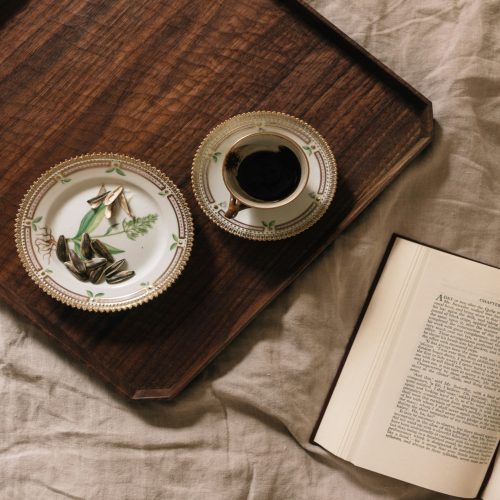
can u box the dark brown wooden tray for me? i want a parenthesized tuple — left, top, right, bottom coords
(0, 0, 432, 399)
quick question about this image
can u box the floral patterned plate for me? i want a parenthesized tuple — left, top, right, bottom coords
(191, 111, 337, 241)
(15, 153, 194, 312)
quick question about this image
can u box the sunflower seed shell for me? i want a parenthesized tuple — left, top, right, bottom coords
(106, 270, 135, 284)
(85, 257, 107, 271)
(104, 259, 127, 278)
(91, 239, 114, 262)
(81, 232, 93, 259)
(65, 262, 88, 281)
(105, 204, 114, 219)
(119, 192, 133, 217)
(89, 266, 106, 284)
(87, 191, 110, 209)
(56, 235, 69, 262)
(104, 186, 124, 206)
(69, 249, 86, 274)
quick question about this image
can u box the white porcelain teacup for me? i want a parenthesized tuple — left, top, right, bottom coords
(222, 132, 309, 219)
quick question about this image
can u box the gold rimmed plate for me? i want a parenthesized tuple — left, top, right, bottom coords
(192, 111, 337, 241)
(15, 153, 194, 312)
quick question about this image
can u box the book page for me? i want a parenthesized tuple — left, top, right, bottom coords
(314, 237, 500, 498)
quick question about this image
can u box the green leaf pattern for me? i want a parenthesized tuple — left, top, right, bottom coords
(122, 214, 158, 241)
(106, 167, 126, 176)
(308, 192, 321, 203)
(74, 205, 106, 239)
(141, 281, 154, 291)
(170, 233, 179, 251)
(55, 174, 72, 184)
(212, 200, 227, 211)
(104, 223, 119, 236)
(31, 216, 42, 231)
(87, 290, 105, 300)
(302, 145, 316, 156)
(102, 242, 125, 255)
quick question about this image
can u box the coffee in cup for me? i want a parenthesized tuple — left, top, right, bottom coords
(222, 132, 309, 218)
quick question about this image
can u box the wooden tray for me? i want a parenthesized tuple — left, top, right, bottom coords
(0, 0, 432, 399)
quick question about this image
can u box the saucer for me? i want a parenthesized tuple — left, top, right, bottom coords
(15, 153, 194, 312)
(192, 111, 337, 241)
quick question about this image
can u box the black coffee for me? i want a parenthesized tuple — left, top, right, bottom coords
(236, 146, 301, 201)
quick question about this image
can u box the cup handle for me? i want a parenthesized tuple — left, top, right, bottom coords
(225, 194, 246, 219)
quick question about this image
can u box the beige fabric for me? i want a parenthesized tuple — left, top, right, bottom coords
(2, 1, 499, 498)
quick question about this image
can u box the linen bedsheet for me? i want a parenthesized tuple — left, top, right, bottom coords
(1, 0, 499, 498)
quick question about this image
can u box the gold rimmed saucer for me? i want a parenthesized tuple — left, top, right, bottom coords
(191, 111, 337, 241)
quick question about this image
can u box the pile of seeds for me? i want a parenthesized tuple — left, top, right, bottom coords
(56, 232, 135, 284)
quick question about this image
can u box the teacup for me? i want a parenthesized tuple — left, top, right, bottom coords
(222, 132, 309, 219)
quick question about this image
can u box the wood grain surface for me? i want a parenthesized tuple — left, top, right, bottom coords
(0, 0, 432, 398)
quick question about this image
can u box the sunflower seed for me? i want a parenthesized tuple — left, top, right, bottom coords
(106, 270, 135, 284)
(89, 265, 106, 284)
(104, 259, 127, 278)
(87, 191, 110, 209)
(119, 192, 133, 217)
(81, 232, 93, 259)
(91, 239, 114, 262)
(85, 257, 107, 271)
(105, 203, 113, 219)
(69, 249, 86, 274)
(65, 262, 88, 281)
(56, 235, 69, 262)
(104, 186, 124, 206)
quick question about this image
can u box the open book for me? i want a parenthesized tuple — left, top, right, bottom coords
(313, 235, 500, 498)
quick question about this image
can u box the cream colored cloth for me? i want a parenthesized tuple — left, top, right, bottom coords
(1, 1, 499, 498)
